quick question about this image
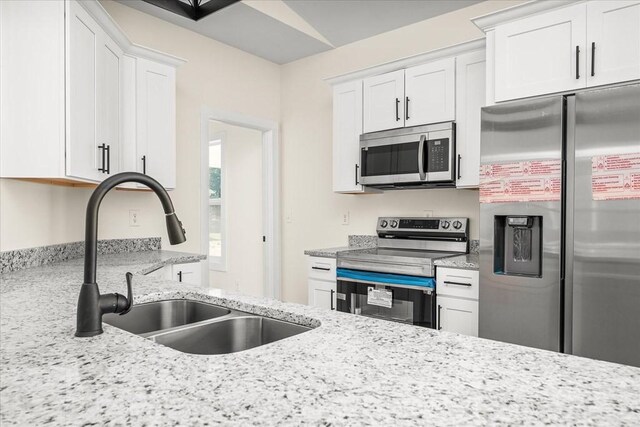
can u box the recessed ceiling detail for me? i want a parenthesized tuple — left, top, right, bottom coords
(142, 0, 240, 21)
(117, 0, 483, 64)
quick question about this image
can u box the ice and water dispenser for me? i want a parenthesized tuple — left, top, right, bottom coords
(494, 216, 542, 277)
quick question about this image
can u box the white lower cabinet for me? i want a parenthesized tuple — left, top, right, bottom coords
(308, 279, 336, 310)
(146, 262, 202, 286)
(437, 296, 479, 337)
(436, 266, 479, 337)
(307, 256, 337, 310)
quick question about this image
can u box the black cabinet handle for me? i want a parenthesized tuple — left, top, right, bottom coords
(311, 266, 331, 271)
(405, 97, 410, 120)
(142, 155, 146, 174)
(591, 42, 595, 77)
(98, 144, 106, 173)
(457, 154, 462, 180)
(331, 289, 335, 310)
(437, 304, 442, 330)
(444, 280, 472, 287)
(575, 45, 580, 80)
(355, 164, 359, 185)
(105, 144, 110, 174)
(395, 98, 400, 121)
(177, 271, 182, 282)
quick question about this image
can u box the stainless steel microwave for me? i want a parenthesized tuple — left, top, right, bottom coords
(359, 122, 455, 189)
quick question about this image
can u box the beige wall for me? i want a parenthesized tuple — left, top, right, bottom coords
(279, 0, 523, 304)
(0, 0, 280, 254)
(208, 121, 264, 297)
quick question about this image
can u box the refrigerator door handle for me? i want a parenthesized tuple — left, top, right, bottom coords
(564, 95, 577, 355)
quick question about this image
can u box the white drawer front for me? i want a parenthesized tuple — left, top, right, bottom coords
(307, 257, 337, 281)
(437, 267, 479, 299)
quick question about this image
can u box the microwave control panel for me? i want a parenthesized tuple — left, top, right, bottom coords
(427, 138, 449, 172)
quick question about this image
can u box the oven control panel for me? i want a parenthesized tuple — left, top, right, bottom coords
(377, 217, 468, 234)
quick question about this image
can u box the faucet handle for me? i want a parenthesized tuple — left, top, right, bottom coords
(118, 272, 134, 316)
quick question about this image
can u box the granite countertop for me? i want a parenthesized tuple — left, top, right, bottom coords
(2, 251, 640, 425)
(303, 246, 350, 258)
(434, 253, 479, 270)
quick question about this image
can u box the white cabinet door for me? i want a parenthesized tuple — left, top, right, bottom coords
(66, 0, 101, 182)
(404, 58, 455, 127)
(455, 51, 485, 188)
(0, 0, 65, 178)
(363, 70, 405, 133)
(437, 295, 478, 337)
(494, 3, 587, 102)
(308, 278, 336, 310)
(586, 1, 640, 87)
(136, 58, 177, 189)
(96, 33, 123, 177)
(333, 80, 366, 193)
(172, 263, 202, 286)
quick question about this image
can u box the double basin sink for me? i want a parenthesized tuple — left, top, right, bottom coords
(103, 299, 312, 355)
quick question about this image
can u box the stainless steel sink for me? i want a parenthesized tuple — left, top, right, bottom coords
(151, 316, 311, 355)
(103, 299, 231, 336)
(103, 299, 313, 354)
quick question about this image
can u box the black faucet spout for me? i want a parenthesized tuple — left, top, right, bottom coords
(76, 172, 186, 337)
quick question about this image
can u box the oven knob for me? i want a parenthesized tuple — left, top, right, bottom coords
(441, 221, 450, 229)
(380, 220, 388, 228)
(390, 220, 398, 228)
(453, 220, 463, 230)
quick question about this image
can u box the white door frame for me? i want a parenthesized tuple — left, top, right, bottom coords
(200, 107, 281, 300)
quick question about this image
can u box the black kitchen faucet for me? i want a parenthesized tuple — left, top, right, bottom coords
(75, 172, 186, 337)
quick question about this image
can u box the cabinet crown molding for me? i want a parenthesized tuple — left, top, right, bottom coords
(80, 0, 186, 67)
(472, 0, 582, 32)
(324, 38, 485, 86)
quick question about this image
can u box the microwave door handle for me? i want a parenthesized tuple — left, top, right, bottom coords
(418, 135, 426, 181)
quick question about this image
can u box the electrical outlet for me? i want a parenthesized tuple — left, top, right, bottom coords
(423, 210, 433, 217)
(342, 211, 350, 225)
(129, 209, 140, 227)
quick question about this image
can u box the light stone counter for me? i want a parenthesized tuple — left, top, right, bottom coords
(1, 250, 639, 425)
(434, 253, 479, 270)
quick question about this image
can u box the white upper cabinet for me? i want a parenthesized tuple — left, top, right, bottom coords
(494, 3, 587, 102)
(480, 0, 640, 103)
(0, 0, 183, 186)
(404, 58, 456, 127)
(363, 70, 405, 133)
(0, 0, 65, 179)
(66, 0, 122, 181)
(586, 1, 640, 87)
(455, 51, 485, 188)
(332, 80, 366, 193)
(363, 60, 456, 133)
(134, 59, 177, 189)
(329, 38, 485, 193)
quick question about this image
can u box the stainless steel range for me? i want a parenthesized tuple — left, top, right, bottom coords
(336, 217, 469, 328)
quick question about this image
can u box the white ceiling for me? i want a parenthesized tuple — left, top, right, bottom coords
(116, 0, 482, 64)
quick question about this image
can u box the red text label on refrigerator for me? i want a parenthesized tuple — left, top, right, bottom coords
(479, 160, 562, 204)
(592, 153, 640, 201)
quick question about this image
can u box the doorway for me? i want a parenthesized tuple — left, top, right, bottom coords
(200, 108, 280, 299)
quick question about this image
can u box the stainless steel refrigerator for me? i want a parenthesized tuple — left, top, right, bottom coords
(479, 83, 640, 367)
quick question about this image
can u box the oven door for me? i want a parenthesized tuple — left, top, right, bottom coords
(336, 269, 436, 328)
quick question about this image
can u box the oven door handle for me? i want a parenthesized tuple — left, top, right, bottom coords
(418, 134, 427, 181)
